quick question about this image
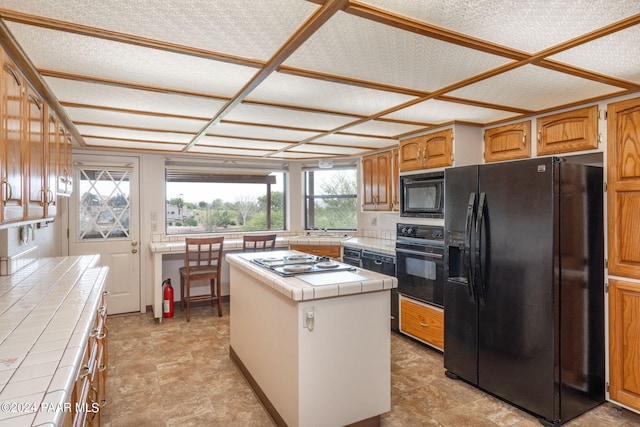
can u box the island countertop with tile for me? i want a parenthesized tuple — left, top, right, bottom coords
(228, 249, 394, 427)
(225, 250, 397, 301)
(0, 255, 108, 427)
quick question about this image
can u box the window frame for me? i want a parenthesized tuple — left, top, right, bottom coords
(304, 166, 358, 231)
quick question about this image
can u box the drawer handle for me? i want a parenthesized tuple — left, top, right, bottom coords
(419, 315, 429, 327)
(79, 365, 90, 379)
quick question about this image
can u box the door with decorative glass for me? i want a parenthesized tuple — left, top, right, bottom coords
(69, 155, 140, 314)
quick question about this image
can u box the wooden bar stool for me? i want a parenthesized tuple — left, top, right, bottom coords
(242, 234, 277, 252)
(179, 237, 224, 322)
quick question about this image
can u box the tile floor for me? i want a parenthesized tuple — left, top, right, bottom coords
(102, 303, 640, 427)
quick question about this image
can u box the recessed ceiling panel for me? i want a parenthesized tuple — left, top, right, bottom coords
(549, 26, 640, 85)
(284, 11, 511, 92)
(7, 23, 258, 96)
(383, 99, 522, 125)
(83, 137, 185, 152)
(269, 151, 335, 159)
(197, 136, 291, 151)
(64, 107, 207, 132)
(76, 125, 192, 144)
(446, 64, 624, 111)
(248, 72, 417, 116)
(288, 144, 367, 156)
(44, 78, 227, 118)
(359, 0, 637, 53)
(342, 120, 426, 137)
(1, 0, 318, 61)
(225, 103, 358, 131)
(312, 133, 396, 150)
(189, 146, 273, 157)
(208, 122, 319, 142)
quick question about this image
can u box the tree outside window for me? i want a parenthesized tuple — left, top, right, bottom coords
(305, 168, 357, 230)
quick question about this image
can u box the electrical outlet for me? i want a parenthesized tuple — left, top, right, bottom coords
(371, 216, 378, 226)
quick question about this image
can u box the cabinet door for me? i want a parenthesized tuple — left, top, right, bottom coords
(607, 97, 640, 279)
(537, 105, 598, 155)
(391, 148, 399, 211)
(423, 129, 453, 169)
(57, 125, 73, 196)
(399, 136, 424, 172)
(361, 153, 377, 210)
(46, 114, 58, 217)
(26, 88, 45, 219)
(609, 279, 640, 410)
(362, 151, 392, 211)
(374, 152, 391, 210)
(484, 121, 531, 163)
(1, 58, 25, 221)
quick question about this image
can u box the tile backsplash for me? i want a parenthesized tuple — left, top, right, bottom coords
(0, 246, 38, 276)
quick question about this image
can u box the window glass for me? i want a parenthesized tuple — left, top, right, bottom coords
(304, 168, 357, 230)
(165, 171, 286, 235)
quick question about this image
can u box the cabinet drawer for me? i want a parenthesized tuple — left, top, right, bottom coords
(400, 297, 444, 350)
(290, 245, 340, 259)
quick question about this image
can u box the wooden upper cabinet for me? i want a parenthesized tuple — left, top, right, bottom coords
(26, 87, 46, 220)
(536, 106, 598, 155)
(57, 125, 73, 196)
(399, 129, 453, 172)
(391, 148, 399, 211)
(1, 57, 25, 222)
(362, 151, 392, 211)
(46, 113, 59, 217)
(607, 97, 640, 280)
(484, 121, 531, 163)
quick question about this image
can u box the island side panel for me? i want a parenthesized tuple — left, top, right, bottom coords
(298, 291, 391, 426)
(229, 266, 300, 426)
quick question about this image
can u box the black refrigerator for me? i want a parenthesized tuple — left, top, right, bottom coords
(444, 157, 604, 426)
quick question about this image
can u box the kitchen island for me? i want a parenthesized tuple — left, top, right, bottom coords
(226, 250, 397, 427)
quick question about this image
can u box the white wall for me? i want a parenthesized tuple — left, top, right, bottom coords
(27, 91, 637, 308)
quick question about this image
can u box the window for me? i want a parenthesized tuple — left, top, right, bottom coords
(78, 167, 131, 239)
(305, 168, 357, 230)
(165, 169, 286, 235)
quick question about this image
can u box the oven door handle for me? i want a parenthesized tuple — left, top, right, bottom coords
(395, 248, 443, 258)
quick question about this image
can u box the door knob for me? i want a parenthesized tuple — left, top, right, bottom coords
(132, 248, 138, 253)
(131, 240, 138, 247)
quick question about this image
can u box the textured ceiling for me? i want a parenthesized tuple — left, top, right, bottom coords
(0, 0, 638, 160)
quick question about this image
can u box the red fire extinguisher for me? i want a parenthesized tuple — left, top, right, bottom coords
(162, 278, 174, 318)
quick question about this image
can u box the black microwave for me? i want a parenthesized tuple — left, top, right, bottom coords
(400, 171, 445, 218)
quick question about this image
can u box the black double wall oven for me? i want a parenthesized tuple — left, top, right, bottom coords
(395, 223, 445, 308)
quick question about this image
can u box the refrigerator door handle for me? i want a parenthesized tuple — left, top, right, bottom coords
(464, 192, 476, 300)
(476, 192, 486, 305)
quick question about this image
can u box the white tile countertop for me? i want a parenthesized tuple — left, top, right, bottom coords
(226, 250, 397, 301)
(0, 255, 108, 427)
(150, 233, 394, 254)
(341, 236, 396, 255)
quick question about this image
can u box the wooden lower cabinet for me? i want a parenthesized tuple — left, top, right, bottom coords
(609, 279, 640, 410)
(399, 295, 444, 351)
(69, 291, 108, 427)
(290, 244, 341, 260)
